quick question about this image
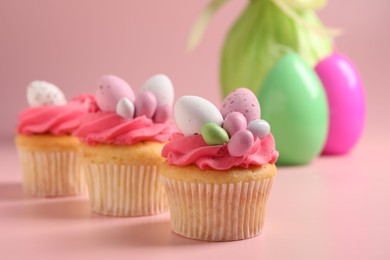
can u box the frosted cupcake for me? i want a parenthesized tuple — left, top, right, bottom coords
(161, 88, 278, 241)
(74, 74, 176, 217)
(15, 81, 98, 197)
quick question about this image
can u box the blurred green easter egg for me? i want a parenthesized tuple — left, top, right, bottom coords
(201, 123, 229, 145)
(258, 53, 328, 165)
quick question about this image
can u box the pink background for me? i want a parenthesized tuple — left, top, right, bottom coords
(0, 0, 390, 140)
(1, 1, 390, 259)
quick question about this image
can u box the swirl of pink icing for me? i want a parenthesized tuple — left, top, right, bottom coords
(73, 112, 176, 145)
(17, 94, 99, 136)
(162, 133, 279, 170)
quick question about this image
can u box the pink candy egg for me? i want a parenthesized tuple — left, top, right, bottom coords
(96, 75, 135, 112)
(134, 91, 157, 119)
(154, 104, 171, 123)
(315, 52, 365, 155)
(220, 88, 260, 123)
(223, 112, 247, 137)
(228, 130, 254, 157)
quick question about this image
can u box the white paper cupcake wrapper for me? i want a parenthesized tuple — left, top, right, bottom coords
(17, 149, 85, 197)
(162, 177, 274, 241)
(83, 163, 168, 217)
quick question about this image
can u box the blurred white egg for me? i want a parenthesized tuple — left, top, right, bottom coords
(116, 97, 135, 119)
(27, 81, 67, 107)
(247, 119, 270, 139)
(141, 74, 174, 106)
(175, 96, 223, 136)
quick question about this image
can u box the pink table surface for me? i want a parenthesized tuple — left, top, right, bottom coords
(0, 133, 389, 260)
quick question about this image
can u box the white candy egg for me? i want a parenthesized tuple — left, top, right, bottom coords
(27, 81, 67, 107)
(116, 97, 135, 119)
(247, 119, 271, 139)
(175, 96, 223, 136)
(141, 74, 174, 106)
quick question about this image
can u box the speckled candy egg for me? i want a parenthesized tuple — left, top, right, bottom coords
(27, 81, 67, 107)
(175, 96, 223, 136)
(220, 88, 260, 123)
(96, 75, 135, 112)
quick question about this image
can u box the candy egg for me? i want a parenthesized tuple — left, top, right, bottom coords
(228, 130, 254, 157)
(201, 123, 229, 145)
(142, 74, 174, 106)
(27, 81, 67, 107)
(220, 88, 260, 123)
(153, 104, 171, 123)
(142, 74, 174, 123)
(315, 52, 365, 155)
(134, 91, 157, 119)
(116, 97, 135, 119)
(175, 96, 223, 136)
(96, 75, 135, 112)
(223, 112, 247, 137)
(247, 119, 270, 139)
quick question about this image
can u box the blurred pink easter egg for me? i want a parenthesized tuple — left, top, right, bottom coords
(134, 91, 157, 119)
(315, 52, 365, 155)
(96, 75, 135, 112)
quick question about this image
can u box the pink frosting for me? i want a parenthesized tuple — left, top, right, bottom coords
(162, 133, 279, 170)
(17, 94, 98, 136)
(73, 112, 176, 145)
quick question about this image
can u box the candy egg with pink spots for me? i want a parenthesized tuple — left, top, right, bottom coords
(96, 75, 135, 112)
(220, 88, 260, 123)
(223, 112, 247, 137)
(134, 91, 157, 119)
(228, 130, 254, 157)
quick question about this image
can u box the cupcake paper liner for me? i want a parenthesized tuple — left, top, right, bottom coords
(17, 148, 85, 197)
(84, 163, 168, 217)
(162, 177, 274, 241)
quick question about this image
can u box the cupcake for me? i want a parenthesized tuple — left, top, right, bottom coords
(15, 81, 98, 197)
(73, 74, 176, 217)
(161, 88, 279, 241)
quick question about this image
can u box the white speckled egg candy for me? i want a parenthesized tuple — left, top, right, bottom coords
(220, 88, 260, 122)
(175, 96, 223, 136)
(96, 75, 135, 112)
(27, 81, 67, 107)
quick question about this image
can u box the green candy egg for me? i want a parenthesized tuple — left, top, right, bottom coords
(201, 123, 229, 145)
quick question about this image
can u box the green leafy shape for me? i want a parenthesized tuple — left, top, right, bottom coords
(220, 0, 333, 97)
